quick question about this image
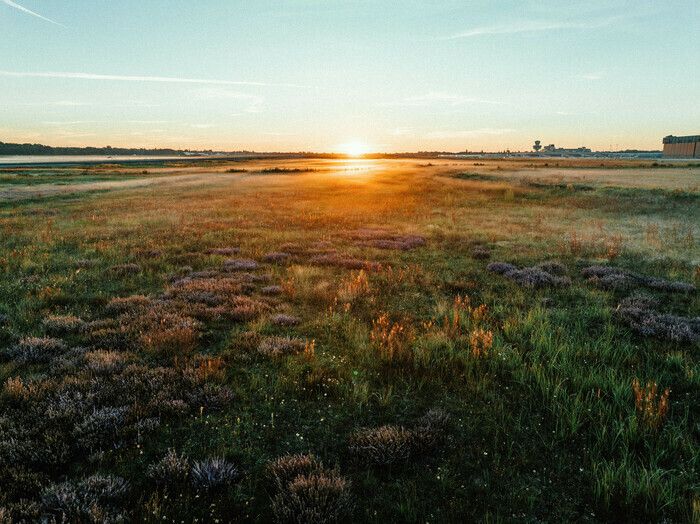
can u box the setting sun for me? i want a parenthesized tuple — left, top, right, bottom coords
(338, 141, 371, 157)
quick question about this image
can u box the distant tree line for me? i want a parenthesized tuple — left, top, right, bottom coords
(0, 141, 211, 156)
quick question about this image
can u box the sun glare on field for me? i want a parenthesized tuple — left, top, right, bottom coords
(338, 141, 371, 157)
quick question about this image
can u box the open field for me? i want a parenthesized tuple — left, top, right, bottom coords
(0, 158, 698, 522)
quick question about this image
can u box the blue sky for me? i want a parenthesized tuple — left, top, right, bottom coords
(1, 0, 698, 152)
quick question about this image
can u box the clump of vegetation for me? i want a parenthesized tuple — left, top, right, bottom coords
(487, 262, 571, 288)
(1, 336, 67, 364)
(270, 313, 301, 326)
(348, 409, 450, 466)
(190, 457, 240, 491)
(104, 294, 152, 315)
(534, 261, 568, 275)
(205, 247, 241, 255)
(223, 258, 259, 271)
(471, 245, 491, 260)
(41, 474, 129, 523)
(108, 263, 142, 276)
(616, 295, 699, 343)
(42, 314, 85, 335)
(2, 157, 699, 521)
(260, 167, 317, 173)
(469, 328, 494, 357)
(269, 457, 353, 524)
(632, 379, 670, 431)
(267, 453, 323, 490)
(348, 228, 426, 251)
(348, 425, 416, 465)
(310, 253, 380, 271)
(261, 285, 284, 295)
(485, 261, 517, 274)
(258, 336, 308, 358)
(147, 449, 190, 487)
(263, 251, 292, 264)
(582, 265, 696, 293)
(370, 313, 415, 366)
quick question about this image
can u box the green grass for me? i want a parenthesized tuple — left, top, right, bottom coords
(0, 159, 698, 522)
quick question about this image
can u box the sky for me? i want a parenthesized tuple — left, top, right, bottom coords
(0, 0, 698, 152)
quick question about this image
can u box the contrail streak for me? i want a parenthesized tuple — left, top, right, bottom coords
(1, 0, 65, 27)
(0, 70, 306, 88)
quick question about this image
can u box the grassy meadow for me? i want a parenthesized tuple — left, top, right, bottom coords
(0, 158, 698, 522)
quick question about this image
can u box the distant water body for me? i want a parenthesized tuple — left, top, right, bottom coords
(0, 155, 202, 166)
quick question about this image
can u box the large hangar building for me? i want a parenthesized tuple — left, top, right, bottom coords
(663, 135, 700, 158)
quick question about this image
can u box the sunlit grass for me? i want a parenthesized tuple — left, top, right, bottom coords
(0, 158, 698, 522)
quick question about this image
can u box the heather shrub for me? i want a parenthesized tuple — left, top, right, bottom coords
(487, 262, 570, 288)
(616, 296, 700, 343)
(486, 262, 517, 275)
(347, 425, 416, 465)
(471, 245, 491, 260)
(271, 469, 353, 524)
(165, 276, 246, 305)
(263, 251, 292, 263)
(223, 295, 269, 320)
(310, 254, 380, 271)
(267, 453, 323, 490)
(270, 314, 301, 326)
(413, 408, 451, 449)
(261, 285, 284, 295)
(348, 409, 450, 466)
(73, 406, 129, 451)
(535, 261, 568, 275)
(41, 474, 129, 523)
(104, 295, 152, 315)
(108, 263, 142, 276)
(42, 314, 85, 335)
(582, 265, 696, 293)
(503, 267, 571, 288)
(259, 337, 307, 358)
(84, 350, 131, 374)
(147, 449, 190, 487)
(2, 337, 67, 365)
(139, 310, 200, 355)
(190, 457, 240, 491)
(74, 258, 96, 269)
(185, 269, 221, 279)
(348, 228, 426, 251)
(222, 258, 259, 271)
(205, 247, 240, 255)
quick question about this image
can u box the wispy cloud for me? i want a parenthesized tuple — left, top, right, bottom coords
(389, 127, 415, 136)
(379, 92, 502, 108)
(42, 120, 99, 126)
(443, 16, 623, 40)
(193, 87, 265, 113)
(577, 71, 604, 81)
(425, 128, 515, 139)
(1, 0, 65, 27)
(0, 70, 304, 88)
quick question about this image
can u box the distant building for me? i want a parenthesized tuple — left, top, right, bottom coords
(663, 135, 700, 158)
(536, 143, 592, 156)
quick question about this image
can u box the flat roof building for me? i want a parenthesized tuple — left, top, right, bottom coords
(663, 135, 700, 158)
